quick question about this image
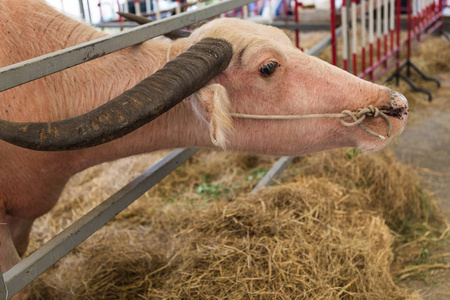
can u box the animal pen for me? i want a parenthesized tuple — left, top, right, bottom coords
(0, 0, 445, 298)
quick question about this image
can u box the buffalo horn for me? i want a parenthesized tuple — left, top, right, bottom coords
(0, 38, 233, 151)
(117, 12, 191, 39)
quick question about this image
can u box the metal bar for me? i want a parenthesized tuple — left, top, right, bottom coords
(252, 156, 295, 192)
(361, 0, 366, 71)
(342, 0, 349, 71)
(351, 0, 357, 75)
(330, 0, 337, 65)
(78, 0, 85, 20)
(308, 27, 343, 57)
(396, 0, 401, 80)
(3, 148, 199, 299)
(0, 0, 255, 93)
(369, 0, 375, 80)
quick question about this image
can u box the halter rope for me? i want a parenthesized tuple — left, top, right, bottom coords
(230, 105, 392, 140)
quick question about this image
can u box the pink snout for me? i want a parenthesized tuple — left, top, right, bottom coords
(384, 90, 409, 123)
(354, 89, 408, 152)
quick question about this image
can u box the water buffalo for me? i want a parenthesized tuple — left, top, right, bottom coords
(0, 0, 408, 296)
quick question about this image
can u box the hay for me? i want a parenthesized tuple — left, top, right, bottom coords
(26, 148, 438, 299)
(282, 149, 445, 233)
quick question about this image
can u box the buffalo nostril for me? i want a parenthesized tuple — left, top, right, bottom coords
(385, 106, 408, 118)
(385, 90, 409, 120)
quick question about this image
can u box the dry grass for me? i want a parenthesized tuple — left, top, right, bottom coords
(25, 31, 449, 299)
(26, 147, 445, 299)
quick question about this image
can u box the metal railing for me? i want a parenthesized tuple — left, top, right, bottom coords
(0, 0, 339, 298)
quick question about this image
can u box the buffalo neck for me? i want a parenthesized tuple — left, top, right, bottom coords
(0, 0, 212, 218)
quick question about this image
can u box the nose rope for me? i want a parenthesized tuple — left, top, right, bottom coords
(230, 105, 392, 140)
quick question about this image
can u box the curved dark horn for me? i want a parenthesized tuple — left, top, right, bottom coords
(0, 38, 232, 151)
(117, 12, 190, 39)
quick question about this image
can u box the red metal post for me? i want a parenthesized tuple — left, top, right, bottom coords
(330, 0, 337, 65)
(377, 37, 381, 61)
(407, 0, 412, 61)
(352, 0, 357, 75)
(362, 47, 366, 73)
(343, 0, 348, 71)
(294, 0, 301, 49)
(384, 34, 388, 57)
(370, 42, 374, 80)
(98, 1, 104, 23)
(283, 0, 288, 19)
(396, 0, 400, 68)
(376, 0, 381, 61)
(117, 0, 123, 22)
(369, 0, 374, 80)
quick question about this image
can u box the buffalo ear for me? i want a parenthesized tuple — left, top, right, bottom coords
(191, 83, 234, 149)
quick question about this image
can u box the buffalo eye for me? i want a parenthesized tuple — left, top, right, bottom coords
(259, 61, 280, 78)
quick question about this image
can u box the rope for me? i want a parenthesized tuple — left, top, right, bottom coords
(230, 105, 392, 140)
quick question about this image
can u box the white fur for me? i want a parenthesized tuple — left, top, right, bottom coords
(191, 84, 235, 148)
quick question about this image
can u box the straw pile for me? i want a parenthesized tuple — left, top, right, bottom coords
(27, 147, 446, 299)
(26, 31, 449, 299)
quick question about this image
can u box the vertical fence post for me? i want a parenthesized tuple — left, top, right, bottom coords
(98, 0, 104, 23)
(145, 0, 151, 14)
(117, 0, 123, 21)
(376, 0, 382, 60)
(134, 0, 141, 15)
(369, 0, 375, 80)
(395, 0, 401, 85)
(342, 0, 349, 71)
(361, 0, 367, 73)
(78, 0, 86, 20)
(282, 0, 288, 19)
(155, 0, 161, 20)
(123, 0, 129, 13)
(383, 0, 389, 60)
(116, 0, 124, 31)
(175, 0, 182, 15)
(351, 0, 358, 75)
(268, 0, 274, 23)
(294, 0, 302, 50)
(243, 4, 249, 19)
(330, 0, 337, 66)
(390, 0, 395, 51)
(407, 0, 412, 76)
